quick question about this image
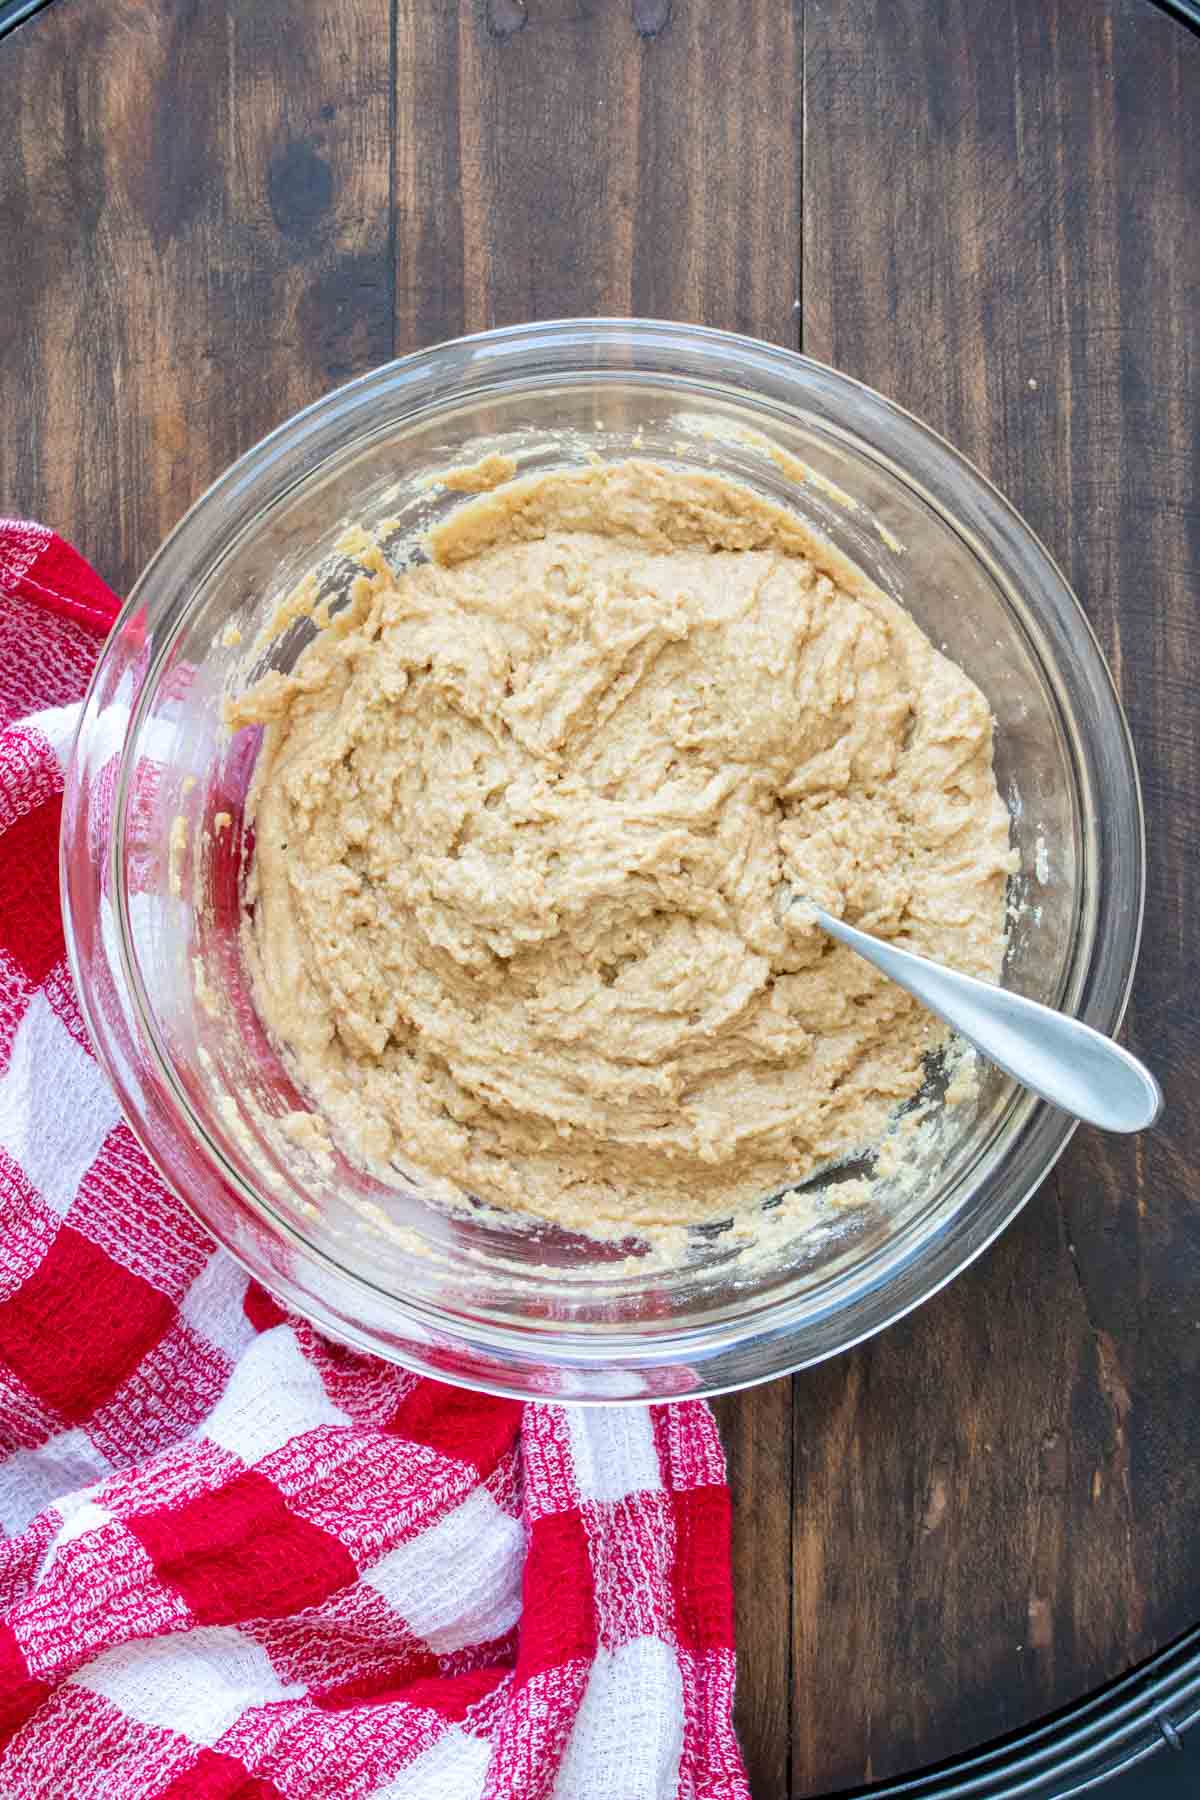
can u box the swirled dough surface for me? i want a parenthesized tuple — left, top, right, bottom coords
(234, 462, 1016, 1238)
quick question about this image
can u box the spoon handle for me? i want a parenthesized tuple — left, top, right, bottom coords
(808, 904, 1162, 1134)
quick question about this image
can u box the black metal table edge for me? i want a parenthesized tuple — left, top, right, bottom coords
(846, 1624, 1200, 1800)
(0, 0, 51, 38)
(1152, 0, 1200, 31)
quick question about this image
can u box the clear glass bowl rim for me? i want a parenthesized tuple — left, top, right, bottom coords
(61, 318, 1146, 1400)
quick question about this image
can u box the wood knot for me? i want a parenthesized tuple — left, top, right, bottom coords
(486, 0, 527, 39)
(268, 140, 334, 238)
(632, 0, 672, 36)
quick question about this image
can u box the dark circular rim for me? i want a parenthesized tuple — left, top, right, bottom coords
(5, 0, 1197, 1790)
(857, 1625, 1200, 1798)
(0, 0, 54, 37)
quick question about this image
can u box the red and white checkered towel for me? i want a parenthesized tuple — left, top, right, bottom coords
(0, 522, 747, 1800)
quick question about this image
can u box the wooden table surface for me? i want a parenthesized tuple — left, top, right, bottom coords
(2, 1, 1198, 1792)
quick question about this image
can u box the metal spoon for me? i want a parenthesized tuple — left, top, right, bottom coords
(789, 899, 1162, 1134)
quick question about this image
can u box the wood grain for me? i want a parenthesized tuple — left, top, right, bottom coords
(0, 0, 391, 596)
(800, 0, 1200, 1784)
(396, 3, 801, 341)
(1, 0, 1198, 1794)
(714, 1383, 793, 1800)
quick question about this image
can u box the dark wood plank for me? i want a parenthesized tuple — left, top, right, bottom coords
(628, 1, 802, 337)
(799, 0, 1200, 1785)
(394, 0, 470, 350)
(395, 2, 801, 341)
(714, 1384, 794, 1800)
(0, 0, 391, 595)
(394, 10, 802, 1794)
(426, 0, 647, 333)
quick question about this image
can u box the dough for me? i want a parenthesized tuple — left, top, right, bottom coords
(233, 462, 1016, 1239)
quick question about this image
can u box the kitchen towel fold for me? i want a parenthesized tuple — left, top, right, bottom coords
(0, 522, 747, 1800)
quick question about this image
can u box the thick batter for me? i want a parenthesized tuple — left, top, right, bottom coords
(233, 462, 1016, 1239)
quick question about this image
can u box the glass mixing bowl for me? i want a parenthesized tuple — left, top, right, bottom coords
(61, 320, 1144, 1402)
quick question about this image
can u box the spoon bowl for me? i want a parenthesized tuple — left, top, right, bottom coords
(791, 899, 1162, 1135)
